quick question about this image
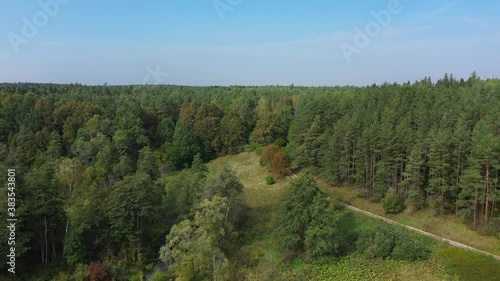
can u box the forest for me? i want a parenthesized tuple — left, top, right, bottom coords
(0, 72, 499, 280)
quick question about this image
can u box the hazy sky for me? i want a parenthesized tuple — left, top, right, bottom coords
(1, 0, 499, 86)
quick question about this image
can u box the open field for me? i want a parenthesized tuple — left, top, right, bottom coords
(207, 152, 500, 280)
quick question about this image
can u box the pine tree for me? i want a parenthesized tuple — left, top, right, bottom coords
(298, 115, 323, 168)
(458, 120, 497, 229)
(400, 143, 425, 212)
(427, 128, 452, 213)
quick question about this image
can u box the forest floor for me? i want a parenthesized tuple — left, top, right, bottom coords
(207, 152, 500, 280)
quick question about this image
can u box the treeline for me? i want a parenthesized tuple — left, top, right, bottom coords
(0, 73, 498, 278)
(287, 73, 499, 234)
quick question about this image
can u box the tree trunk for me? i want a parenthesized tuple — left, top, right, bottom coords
(52, 230, 56, 262)
(441, 158, 445, 214)
(44, 217, 48, 264)
(371, 152, 375, 195)
(490, 199, 496, 229)
(225, 197, 232, 222)
(364, 153, 369, 190)
(40, 217, 45, 264)
(484, 162, 490, 230)
(213, 251, 217, 281)
(473, 195, 478, 230)
(64, 213, 70, 257)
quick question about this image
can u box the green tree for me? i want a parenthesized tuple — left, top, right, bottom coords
(193, 102, 224, 153)
(165, 168, 205, 219)
(137, 146, 160, 179)
(427, 128, 453, 213)
(157, 117, 175, 144)
(399, 143, 425, 212)
(298, 114, 325, 168)
(305, 194, 342, 258)
(160, 197, 232, 281)
(276, 174, 317, 255)
(458, 120, 498, 230)
(23, 162, 66, 264)
(107, 173, 163, 260)
(168, 122, 203, 169)
(56, 157, 84, 257)
(203, 167, 244, 225)
(112, 114, 149, 158)
(220, 115, 246, 155)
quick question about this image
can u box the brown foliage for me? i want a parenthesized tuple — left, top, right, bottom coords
(260, 144, 281, 166)
(271, 150, 290, 178)
(178, 101, 199, 127)
(89, 260, 110, 281)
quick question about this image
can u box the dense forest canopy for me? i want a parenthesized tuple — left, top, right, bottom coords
(0, 73, 499, 279)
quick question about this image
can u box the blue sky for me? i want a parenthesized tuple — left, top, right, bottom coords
(1, 0, 499, 86)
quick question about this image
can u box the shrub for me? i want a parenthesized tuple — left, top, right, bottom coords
(150, 270, 170, 281)
(483, 217, 500, 238)
(273, 138, 287, 147)
(90, 261, 110, 281)
(356, 226, 430, 261)
(363, 227, 396, 259)
(53, 272, 71, 281)
(244, 143, 263, 155)
(72, 263, 90, 281)
(383, 194, 405, 214)
(266, 175, 275, 185)
(391, 233, 431, 261)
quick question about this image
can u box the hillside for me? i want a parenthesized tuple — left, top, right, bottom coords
(208, 152, 500, 281)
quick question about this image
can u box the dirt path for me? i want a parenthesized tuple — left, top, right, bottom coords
(340, 202, 500, 261)
(285, 169, 500, 262)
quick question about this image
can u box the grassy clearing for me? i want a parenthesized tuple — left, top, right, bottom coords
(207, 152, 292, 233)
(437, 247, 500, 281)
(208, 153, 290, 280)
(207, 153, 499, 280)
(316, 180, 500, 256)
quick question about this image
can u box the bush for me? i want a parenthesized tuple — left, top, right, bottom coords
(383, 194, 405, 214)
(391, 233, 431, 261)
(53, 272, 71, 281)
(273, 138, 287, 147)
(266, 175, 275, 185)
(245, 143, 263, 155)
(150, 270, 170, 281)
(90, 261, 110, 281)
(356, 226, 430, 261)
(360, 227, 396, 259)
(72, 263, 90, 281)
(483, 217, 500, 238)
